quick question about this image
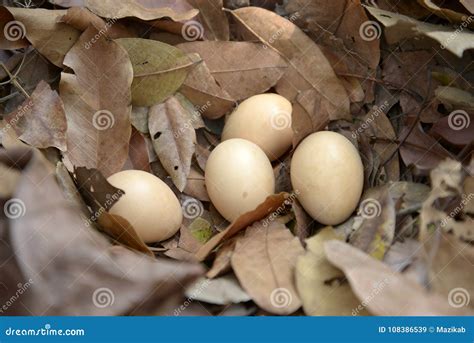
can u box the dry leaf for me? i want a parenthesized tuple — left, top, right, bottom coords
(149, 96, 196, 191)
(206, 238, 236, 279)
(117, 38, 200, 106)
(196, 193, 288, 261)
(177, 41, 287, 101)
(231, 7, 350, 120)
(0, 7, 29, 49)
(60, 26, 133, 177)
(296, 227, 368, 316)
(187, 0, 230, 41)
(6, 80, 67, 151)
(185, 275, 251, 305)
(231, 221, 304, 315)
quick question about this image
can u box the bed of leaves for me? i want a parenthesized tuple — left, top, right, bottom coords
(0, 0, 473, 316)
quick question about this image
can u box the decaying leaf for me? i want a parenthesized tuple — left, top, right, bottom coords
(149, 96, 196, 191)
(296, 227, 368, 316)
(231, 221, 304, 315)
(60, 26, 133, 177)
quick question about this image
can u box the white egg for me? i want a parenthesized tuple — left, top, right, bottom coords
(107, 170, 182, 243)
(222, 93, 293, 161)
(291, 131, 364, 225)
(205, 138, 275, 222)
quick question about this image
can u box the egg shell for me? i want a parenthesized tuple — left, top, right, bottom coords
(205, 138, 275, 222)
(107, 170, 183, 243)
(222, 93, 293, 161)
(290, 131, 364, 225)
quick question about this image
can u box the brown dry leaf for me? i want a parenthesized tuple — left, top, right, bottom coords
(296, 227, 368, 316)
(206, 238, 236, 279)
(85, 0, 198, 21)
(187, 0, 230, 41)
(324, 240, 474, 315)
(231, 221, 304, 315)
(183, 166, 209, 201)
(461, 0, 474, 13)
(149, 96, 196, 192)
(6, 80, 67, 151)
(185, 275, 251, 305)
(430, 111, 474, 147)
(5, 7, 81, 67)
(0, 7, 29, 49)
(350, 186, 396, 260)
(59, 7, 134, 38)
(231, 7, 350, 120)
(292, 198, 313, 244)
(60, 26, 133, 177)
(418, 0, 474, 28)
(179, 60, 235, 119)
(196, 193, 288, 261)
(127, 128, 152, 172)
(177, 41, 287, 101)
(4, 147, 203, 315)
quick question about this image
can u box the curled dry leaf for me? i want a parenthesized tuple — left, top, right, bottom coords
(6, 80, 67, 151)
(4, 7, 80, 67)
(117, 38, 200, 107)
(60, 26, 133, 177)
(231, 221, 304, 315)
(85, 0, 198, 21)
(5, 147, 203, 315)
(324, 240, 473, 316)
(177, 41, 287, 101)
(230, 7, 350, 120)
(149, 96, 196, 192)
(196, 193, 288, 261)
(296, 227, 368, 316)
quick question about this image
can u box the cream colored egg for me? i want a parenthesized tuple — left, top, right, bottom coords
(290, 131, 364, 225)
(205, 138, 275, 222)
(222, 93, 293, 161)
(107, 170, 182, 243)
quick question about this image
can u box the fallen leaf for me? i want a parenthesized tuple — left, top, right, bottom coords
(85, 0, 198, 21)
(230, 7, 350, 120)
(60, 26, 133, 177)
(117, 38, 199, 106)
(177, 41, 287, 101)
(149, 96, 196, 191)
(6, 80, 67, 151)
(296, 227, 368, 316)
(187, 0, 230, 41)
(0, 7, 29, 49)
(196, 193, 288, 261)
(206, 238, 236, 279)
(185, 274, 251, 305)
(183, 166, 209, 201)
(231, 221, 304, 315)
(418, 0, 474, 28)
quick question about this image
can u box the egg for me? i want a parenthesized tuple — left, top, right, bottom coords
(290, 131, 364, 225)
(205, 138, 275, 222)
(107, 170, 182, 243)
(222, 93, 293, 161)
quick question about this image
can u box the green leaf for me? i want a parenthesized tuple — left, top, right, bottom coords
(116, 38, 200, 106)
